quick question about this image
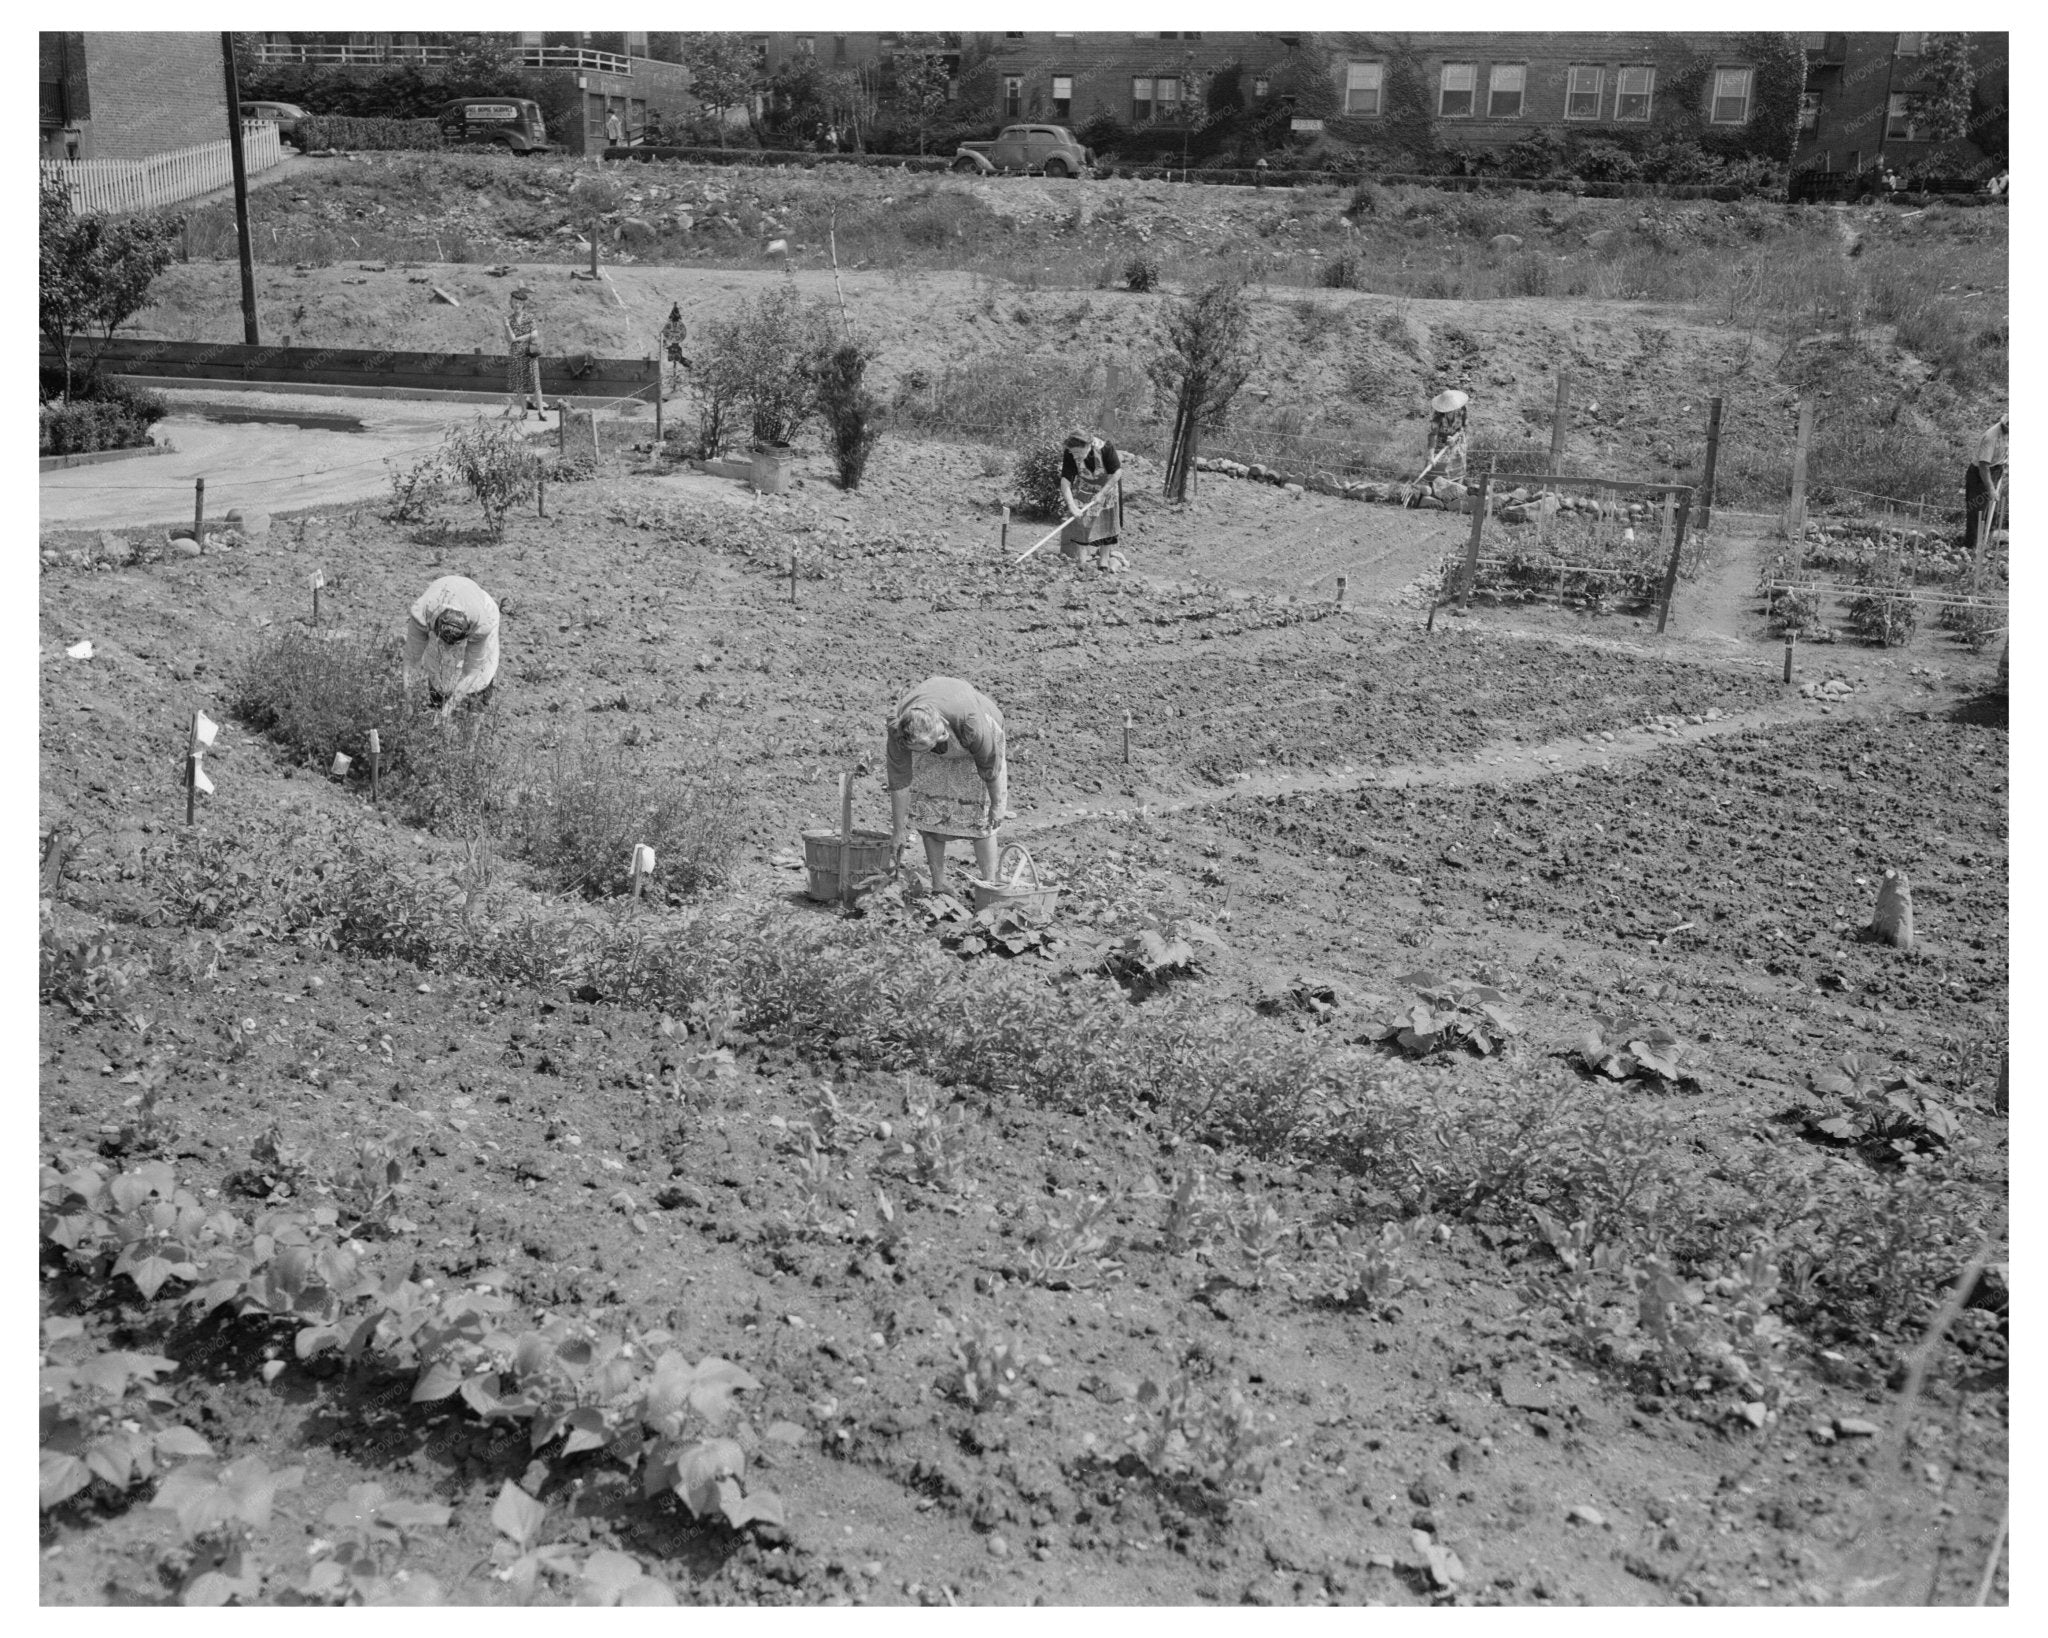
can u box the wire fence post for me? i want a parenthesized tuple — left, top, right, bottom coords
(1547, 372, 1568, 478)
(1456, 472, 1491, 610)
(193, 476, 205, 540)
(1785, 397, 1814, 545)
(1656, 490, 1694, 635)
(1698, 396, 1724, 535)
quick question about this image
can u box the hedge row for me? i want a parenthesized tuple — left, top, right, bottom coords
(300, 115, 444, 153)
(612, 145, 953, 174)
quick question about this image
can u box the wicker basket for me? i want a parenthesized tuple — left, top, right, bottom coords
(801, 826, 893, 902)
(969, 844, 1060, 920)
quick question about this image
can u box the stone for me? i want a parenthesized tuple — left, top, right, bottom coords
(1567, 1504, 1607, 1527)
(1833, 1417, 1880, 1438)
(1490, 233, 1525, 253)
(1498, 1373, 1555, 1411)
(172, 538, 203, 559)
(619, 216, 657, 243)
(94, 531, 134, 564)
(766, 238, 789, 256)
(1871, 868, 1914, 950)
(986, 1534, 1009, 1558)
(224, 508, 271, 536)
(1282, 482, 1305, 496)
(1431, 477, 1466, 509)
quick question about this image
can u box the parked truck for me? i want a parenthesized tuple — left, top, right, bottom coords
(953, 124, 1094, 178)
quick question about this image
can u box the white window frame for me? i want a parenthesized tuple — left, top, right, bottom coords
(1051, 75, 1072, 118)
(1252, 75, 1269, 98)
(1886, 92, 1918, 140)
(1615, 65, 1654, 121)
(1132, 76, 1154, 122)
(1003, 75, 1023, 117)
(1896, 33, 1924, 57)
(795, 35, 814, 57)
(1565, 65, 1603, 121)
(1156, 75, 1182, 117)
(1488, 63, 1526, 118)
(1710, 66, 1753, 125)
(1800, 89, 1821, 133)
(1439, 62, 1476, 118)
(1345, 60, 1384, 117)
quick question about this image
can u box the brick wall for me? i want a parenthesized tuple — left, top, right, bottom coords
(1318, 32, 1793, 160)
(967, 33, 1298, 129)
(1796, 32, 2007, 180)
(77, 32, 230, 162)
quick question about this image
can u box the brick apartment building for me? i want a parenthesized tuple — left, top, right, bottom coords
(40, 31, 230, 162)
(1793, 31, 2008, 181)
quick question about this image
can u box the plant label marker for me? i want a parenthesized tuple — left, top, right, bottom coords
(185, 710, 216, 825)
(538, 473, 546, 518)
(331, 752, 352, 778)
(1336, 574, 1347, 605)
(1783, 631, 1795, 685)
(368, 728, 381, 805)
(789, 550, 798, 604)
(193, 477, 206, 541)
(1122, 712, 1132, 764)
(310, 568, 325, 624)
(630, 842, 656, 899)
(1001, 505, 1010, 554)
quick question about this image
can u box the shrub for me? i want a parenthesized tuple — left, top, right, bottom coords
(39, 174, 183, 405)
(1011, 430, 1066, 519)
(298, 115, 442, 153)
(697, 283, 836, 448)
(816, 340, 883, 490)
(39, 398, 159, 456)
(439, 417, 541, 536)
(504, 731, 747, 901)
(229, 629, 428, 777)
(1122, 252, 1160, 292)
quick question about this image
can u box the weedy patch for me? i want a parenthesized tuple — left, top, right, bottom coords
(942, 1316, 1038, 1410)
(1788, 1051, 1961, 1164)
(39, 1316, 214, 1513)
(1302, 1217, 1437, 1315)
(1096, 917, 1226, 999)
(1017, 1189, 1128, 1290)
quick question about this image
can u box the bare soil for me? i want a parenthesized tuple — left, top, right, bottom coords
(41, 183, 2007, 1609)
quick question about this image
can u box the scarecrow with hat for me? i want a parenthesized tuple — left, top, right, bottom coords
(502, 286, 547, 420)
(1058, 427, 1124, 568)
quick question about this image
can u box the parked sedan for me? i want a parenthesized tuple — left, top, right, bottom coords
(240, 100, 309, 149)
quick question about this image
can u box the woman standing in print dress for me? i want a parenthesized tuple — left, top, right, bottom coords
(503, 287, 546, 420)
(885, 676, 1009, 898)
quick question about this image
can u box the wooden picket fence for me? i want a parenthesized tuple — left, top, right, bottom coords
(40, 122, 283, 216)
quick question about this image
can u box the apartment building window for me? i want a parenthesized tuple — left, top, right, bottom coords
(1896, 33, 1924, 56)
(1004, 75, 1023, 118)
(1886, 93, 1918, 140)
(1005, 32, 1024, 39)
(1615, 65, 1654, 121)
(1800, 90, 1821, 133)
(1566, 65, 1603, 120)
(834, 35, 846, 63)
(795, 36, 814, 57)
(1051, 75, 1072, 119)
(1186, 32, 1201, 40)
(1710, 67, 1752, 124)
(1132, 76, 1154, 121)
(1253, 76, 1269, 98)
(1488, 64, 1526, 117)
(1156, 76, 1182, 119)
(1439, 62, 1476, 117)
(1344, 61, 1383, 116)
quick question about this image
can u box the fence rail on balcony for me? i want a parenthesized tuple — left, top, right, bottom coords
(39, 123, 284, 216)
(252, 41, 631, 74)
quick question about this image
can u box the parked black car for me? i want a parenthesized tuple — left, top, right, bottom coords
(240, 100, 309, 150)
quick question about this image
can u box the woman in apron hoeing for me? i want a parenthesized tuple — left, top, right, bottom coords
(885, 676, 1008, 898)
(1059, 428, 1123, 567)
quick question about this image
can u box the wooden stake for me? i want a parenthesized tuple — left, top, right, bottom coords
(1456, 471, 1491, 609)
(789, 550, 798, 604)
(538, 472, 546, 518)
(837, 772, 854, 908)
(828, 207, 851, 337)
(193, 477, 205, 541)
(1000, 505, 1010, 554)
(1698, 395, 1724, 535)
(1655, 491, 1693, 635)
(589, 218, 600, 281)
(654, 379, 663, 446)
(186, 711, 200, 826)
(368, 728, 381, 806)
(1122, 712, 1132, 764)
(1335, 574, 1347, 605)
(1783, 631, 1795, 684)
(311, 576, 320, 625)
(1547, 372, 1568, 478)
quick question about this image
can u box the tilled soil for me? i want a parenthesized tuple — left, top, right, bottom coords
(39, 424, 2007, 1606)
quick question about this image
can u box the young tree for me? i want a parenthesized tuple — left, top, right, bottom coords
(1907, 34, 1977, 145)
(816, 340, 884, 490)
(823, 64, 880, 153)
(38, 175, 183, 405)
(889, 35, 954, 154)
(681, 32, 762, 146)
(1146, 277, 1255, 502)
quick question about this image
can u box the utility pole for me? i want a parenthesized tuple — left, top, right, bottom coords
(221, 33, 260, 345)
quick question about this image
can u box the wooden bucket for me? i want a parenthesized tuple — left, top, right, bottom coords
(969, 844, 1059, 920)
(801, 827, 892, 902)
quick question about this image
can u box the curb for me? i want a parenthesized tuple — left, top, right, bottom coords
(38, 442, 178, 472)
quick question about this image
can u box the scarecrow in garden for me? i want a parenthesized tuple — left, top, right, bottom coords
(885, 676, 1009, 899)
(503, 287, 546, 420)
(404, 575, 501, 717)
(1059, 429, 1124, 567)
(660, 302, 692, 395)
(1964, 411, 2008, 558)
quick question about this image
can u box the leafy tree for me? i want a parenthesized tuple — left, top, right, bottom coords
(1147, 277, 1255, 502)
(1267, 36, 1341, 120)
(698, 283, 836, 449)
(38, 175, 183, 405)
(680, 33, 762, 147)
(889, 35, 954, 155)
(1906, 34, 1977, 145)
(766, 55, 830, 146)
(823, 65, 881, 152)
